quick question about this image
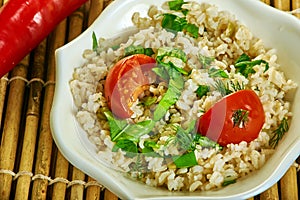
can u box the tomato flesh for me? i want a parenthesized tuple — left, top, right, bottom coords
(104, 54, 156, 119)
(198, 90, 265, 146)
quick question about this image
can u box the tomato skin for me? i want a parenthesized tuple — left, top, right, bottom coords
(104, 54, 156, 119)
(198, 90, 265, 146)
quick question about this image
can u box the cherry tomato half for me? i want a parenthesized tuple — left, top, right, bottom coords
(104, 54, 156, 119)
(197, 90, 265, 146)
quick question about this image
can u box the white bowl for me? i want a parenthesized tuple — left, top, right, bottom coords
(51, 0, 300, 199)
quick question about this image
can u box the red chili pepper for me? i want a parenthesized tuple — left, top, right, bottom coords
(0, 0, 88, 78)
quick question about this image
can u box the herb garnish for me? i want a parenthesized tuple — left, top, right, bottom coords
(208, 68, 229, 78)
(92, 32, 98, 51)
(213, 79, 232, 96)
(232, 109, 249, 128)
(269, 118, 289, 148)
(196, 85, 210, 98)
(173, 151, 198, 168)
(213, 79, 245, 96)
(168, 0, 186, 11)
(198, 54, 215, 68)
(152, 47, 187, 121)
(124, 45, 154, 57)
(234, 53, 269, 77)
(161, 13, 199, 38)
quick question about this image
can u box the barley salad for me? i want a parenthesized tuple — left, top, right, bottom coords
(69, 0, 297, 192)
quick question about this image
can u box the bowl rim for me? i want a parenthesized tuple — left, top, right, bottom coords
(51, 0, 300, 199)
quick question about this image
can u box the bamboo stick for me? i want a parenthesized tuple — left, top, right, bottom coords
(68, 4, 86, 42)
(280, 166, 298, 200)
(30, 25, 58, 200)
(292, 0, 300, 18)
(0, 74, 8, 129)
(104, 189, 118, 200)
(69, 167, 86, 200)
(0, 55, 29, 199)
(104, 0, 113, 8)
(14, 39, 47, 200)
(87, 0, 104, 26)
(47, 18, 70, 200)
(259, 183, 279, 200)
(274, 0, 290, 11)
(86, 177, 101, 200)
(261, 0, 271, 5)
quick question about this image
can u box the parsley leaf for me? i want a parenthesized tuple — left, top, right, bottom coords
(103, 111, 155, 142)
(196, 85, 210, 98)
(161, 13, 199, 38)
(208, 68, 229, 78)
(198, 54, 215, 68)
(124, 45, 154, 57)
(112, 139, 138, 157)
(234, 53, 269, 77)
(168, 0, 186, 11)
(173, 151, 198, 168)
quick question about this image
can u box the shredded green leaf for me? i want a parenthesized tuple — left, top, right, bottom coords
(198, 54, 214, 68)
(208, 68, 229, 78)
(196, 85, 210, 98)
(161, 13, 199, 38)
(234, 53, 269, 77)
(92, 32, 99, 51)
(222, 179, 237, 186)
(124, 45, 154, 57)
(173, 151, 198, 168)
(191, 134, 223, 151)
(103, 111, 155, 142)
(112, 139, 138, 157)
(168, 0, 186, 11)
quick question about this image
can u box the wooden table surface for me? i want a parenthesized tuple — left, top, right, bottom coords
(0, 0, 299, 199)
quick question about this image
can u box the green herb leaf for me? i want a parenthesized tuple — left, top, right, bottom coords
(153, 48, 186, 121)
(213, 79, 232, 96)
(112, 139, 138, 157)
(162, 13, 185, 33)
(208, 68, 229, 78)
(152, 66, 169, 80)
(198, 54, 215, 68)
(222, 179, 237, 186)
(104, 110, 155, 142)
(235, 53, 269, 77)
(103, 111, 127, 141)
(124, 45, 154, 57)
(92, 32, 99, 51)
(161, 14, 199, 38)
(124, 120, 156, 139)
(191, 134, 223, 150)
(153, 68, 184, 121)
(232, 109, 249, 128)
(140, 96, 157, 106)
(156, 47, 187, 64)
(173, 151, 198, 168)
(168, 0, 185, 11)
(269, 118, 289, 148)
(196, 85, 210, 98)
(234, 53, 250, 64)
(183, 23, 199, 38)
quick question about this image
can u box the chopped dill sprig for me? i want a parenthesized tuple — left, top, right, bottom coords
(269, 118, 289, 148)
(213, 80, 245, 96)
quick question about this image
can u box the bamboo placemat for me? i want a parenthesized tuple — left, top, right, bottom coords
(0, 0, 299, 199)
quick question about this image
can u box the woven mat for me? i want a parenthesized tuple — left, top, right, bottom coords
(0, 0, 299, 199)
